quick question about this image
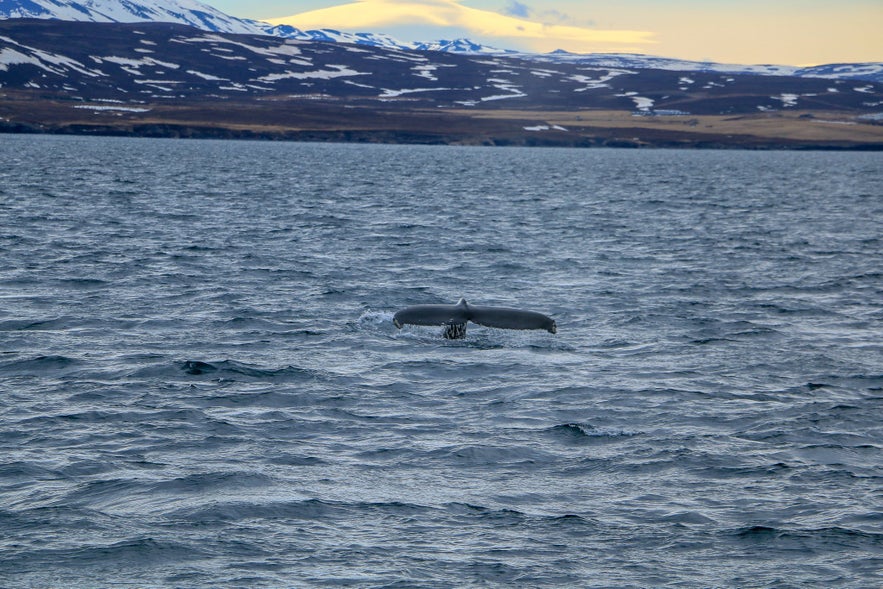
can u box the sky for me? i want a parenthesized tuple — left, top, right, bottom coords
(210, 0, 882, 66)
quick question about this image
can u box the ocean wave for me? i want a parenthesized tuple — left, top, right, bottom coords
(733, 525, 883, 548)
(356, 310, 396, 329)
(422, 444, 558, 467)
(151, 471, 276, 494)
(545, 423, 642, 444)
(169, 498, 435, 524)
(3, 138, 881, 588)
(40, 537, 208, 565)
(127, 359, 315, 383)
(0, 355, 84, 375)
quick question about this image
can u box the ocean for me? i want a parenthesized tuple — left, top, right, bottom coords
(0, 134, 881, 588)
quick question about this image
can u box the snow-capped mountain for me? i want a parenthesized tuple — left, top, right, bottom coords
(1, 0, 881, 83)
(527, 51, 800, 77)
(412, 39, 514, 55)
(1, 19, 880, 149)
(524, 51, 883, 83)
(797, 62, 883, 83)
(0, 0, 268, 35)
(270, 32, 515, 55)
(265, 26, 413, 51)
(2, 18, 879, 118)
(0, 0, 422, 49)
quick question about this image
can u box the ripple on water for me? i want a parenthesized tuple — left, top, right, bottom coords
(0, 138, 881, 588)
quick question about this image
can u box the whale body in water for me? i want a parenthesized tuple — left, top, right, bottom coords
(393, 298, 557, 339)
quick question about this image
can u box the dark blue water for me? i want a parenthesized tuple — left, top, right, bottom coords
(1, 135, 881, 588)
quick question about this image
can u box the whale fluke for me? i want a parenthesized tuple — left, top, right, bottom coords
(393, 298, 556, 339)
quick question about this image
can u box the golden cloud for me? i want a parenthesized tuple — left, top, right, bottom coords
(267, 0, 656, 53)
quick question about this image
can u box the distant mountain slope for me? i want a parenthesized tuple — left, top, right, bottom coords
(265, 25, 418, 51)
(1, 0, 881, 83)
(0, 0, 268, 34)
(1, 19, 880, 117)
(1, 20, 880, 148)
(412, 38, 514, 55)
(528, 52, 883, 84)
(0, 0, 434, 49)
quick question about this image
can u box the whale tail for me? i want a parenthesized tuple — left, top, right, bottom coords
(393, 298, 556, 339)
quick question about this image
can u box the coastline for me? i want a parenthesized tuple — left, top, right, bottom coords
(2, 100, 881, 150)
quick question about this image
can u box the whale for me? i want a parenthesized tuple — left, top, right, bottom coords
(393, 298, 557, 339)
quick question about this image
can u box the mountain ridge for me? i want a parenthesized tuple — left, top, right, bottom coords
(1, 18, 881, 150)
(1, 0, 881, 82)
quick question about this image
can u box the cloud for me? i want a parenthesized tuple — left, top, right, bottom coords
(503, 2, 582, 27)
(503, 1, 531, 19)
(266, 0, 655, 53)
(540, 8, 591, 27)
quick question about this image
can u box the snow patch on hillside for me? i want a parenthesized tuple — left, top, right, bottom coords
(257, 65, 367, 82)
(1, 37, 104, 77)
(74, 105, 151, 112)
